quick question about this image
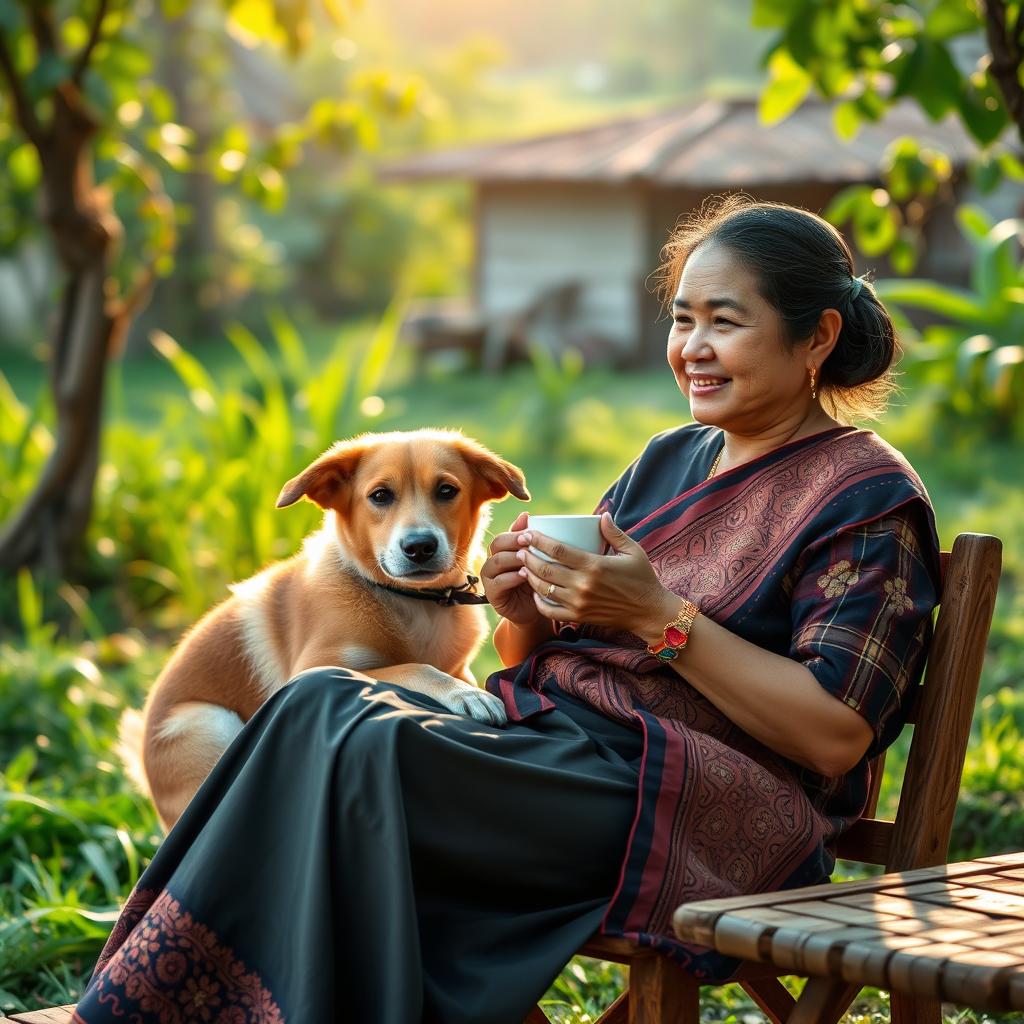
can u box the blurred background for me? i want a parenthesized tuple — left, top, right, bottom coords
(1, 1, 1023, 1019)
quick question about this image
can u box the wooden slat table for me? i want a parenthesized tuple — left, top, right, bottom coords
(674, 852, 1024, 1019)
(7, 1007, 76, 1023)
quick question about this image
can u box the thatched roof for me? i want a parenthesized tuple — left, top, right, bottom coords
(378, 97, 975, 187)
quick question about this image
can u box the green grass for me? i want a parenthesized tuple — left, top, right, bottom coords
(1, 315, 1023, 1021)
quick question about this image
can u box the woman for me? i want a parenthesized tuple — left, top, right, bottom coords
(73, 197, 940, 1024)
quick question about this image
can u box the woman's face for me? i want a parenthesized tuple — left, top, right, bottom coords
(667, 241, 812, 436)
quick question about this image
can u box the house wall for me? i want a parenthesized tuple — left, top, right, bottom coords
(478, 182, 647, 356)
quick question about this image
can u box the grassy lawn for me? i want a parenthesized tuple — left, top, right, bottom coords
(2, 317, 1023, 1021)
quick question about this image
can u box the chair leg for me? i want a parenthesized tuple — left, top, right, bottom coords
(890, 991, 942, 1024)
(628, 956, 699, 1024)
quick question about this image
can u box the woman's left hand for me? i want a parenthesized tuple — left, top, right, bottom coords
(515, 512, 678, 635)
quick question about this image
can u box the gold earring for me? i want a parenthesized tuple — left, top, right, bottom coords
(809, 367, 817, 401)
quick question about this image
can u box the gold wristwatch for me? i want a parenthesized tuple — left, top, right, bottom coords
(646, 599, 700, 661)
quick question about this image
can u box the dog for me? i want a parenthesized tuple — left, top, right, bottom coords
(119, 429, 530, 831)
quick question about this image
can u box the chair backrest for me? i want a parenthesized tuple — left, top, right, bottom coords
(834, 532, 1002, 871)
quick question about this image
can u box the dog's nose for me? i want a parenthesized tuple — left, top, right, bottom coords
(401, 532, 439, 563)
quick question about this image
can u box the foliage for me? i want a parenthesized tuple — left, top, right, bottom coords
(753, 0, 1024, 266)
(950, 687, 1024, 859)
(875, 205, 1024, 437)
(0, 580, 162, 1012)
(755, 0, 1015, 143)
(523, 342, 585, 456)
(0, 0, 435, 324)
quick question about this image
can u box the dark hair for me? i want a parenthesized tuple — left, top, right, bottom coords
(654, 194, 899, 421)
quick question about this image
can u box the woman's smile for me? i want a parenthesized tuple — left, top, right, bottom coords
(687, 373, 731, 397)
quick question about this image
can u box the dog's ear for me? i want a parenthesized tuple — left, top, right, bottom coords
(276, 440, 366, 510)
(457, 438, 530, 503)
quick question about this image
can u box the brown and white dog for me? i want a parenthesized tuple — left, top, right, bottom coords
(120, 429, 530, 831)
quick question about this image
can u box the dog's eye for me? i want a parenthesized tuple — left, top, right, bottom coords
(368, 488, 394, 506)
(437, 484, 459, 501)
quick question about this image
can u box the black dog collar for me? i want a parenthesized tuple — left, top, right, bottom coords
(371, 574, 489, 607)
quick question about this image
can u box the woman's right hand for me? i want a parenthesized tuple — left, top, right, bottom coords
(480, 511, 546, 627)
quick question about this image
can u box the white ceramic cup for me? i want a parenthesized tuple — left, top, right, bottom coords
(526, 514, 604, 603)
(526, 514, 604, 560)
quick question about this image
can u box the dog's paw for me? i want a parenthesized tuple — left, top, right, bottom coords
(442, 685, 508, 727)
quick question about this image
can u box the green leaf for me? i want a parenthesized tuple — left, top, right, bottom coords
(78, 840, 121, 901)
(8, 144, 40, 191)
(958, 72, 1010, 147)
(853, 193, 900, 256)
(924, 2, 981, 40)
(150, 330, 220, 411)
(833, 100, 862, 141)
(101, 39, 152, 80)
(0, 4, 25, 31)
(956, 204, 995, 243)
(140, 82, 176, 123)
(997, 151, 1024, 181)
(751, 0, 803, 29)
(16, 567, 42, 636)
(26, 52, 69, 97)
(874, 280, 990, 324)
(986, 345, 1024, 398)
(267, 307, 309, 384)
(895, 37, 962, 120)
(824, 184, 870, 227)
(759, 49, 812, 125)
(969, 152, 1002, 194)
(957, 335, 995, 381)
(890, 236, 918, 275)
(4, 747, 37, 787)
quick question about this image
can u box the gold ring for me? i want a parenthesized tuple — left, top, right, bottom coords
(546, 583, 556, 598)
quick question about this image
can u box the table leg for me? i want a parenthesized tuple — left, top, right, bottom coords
(890, 991, 941, 1024)
(789, 978, 860, 1024)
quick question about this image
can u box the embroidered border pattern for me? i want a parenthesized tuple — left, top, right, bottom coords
(76, 888, 284, 1023)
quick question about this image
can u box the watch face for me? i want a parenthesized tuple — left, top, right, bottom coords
(656, 648, 679, 662)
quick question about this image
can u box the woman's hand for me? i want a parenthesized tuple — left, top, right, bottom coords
(480, 511, 548, 628)
(515, 512, 679, 637)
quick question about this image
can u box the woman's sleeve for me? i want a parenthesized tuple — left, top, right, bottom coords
(788, 503, 941, 756)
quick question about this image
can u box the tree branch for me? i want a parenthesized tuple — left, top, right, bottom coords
(72, 0, 110, 85)
(0, 30, 45, 148)
(983, 0, 1024, 142)
(27, 4, 58, 55)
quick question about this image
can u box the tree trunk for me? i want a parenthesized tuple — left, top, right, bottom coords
(0, 84, 125, 577)
(983, 1, 1024, 143)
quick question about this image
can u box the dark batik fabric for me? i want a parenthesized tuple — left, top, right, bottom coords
(74, 672, 640, 1024)
(487, 423, 941, 977)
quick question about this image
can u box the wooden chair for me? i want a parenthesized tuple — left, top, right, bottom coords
(528, 532, 1003, 1024)
(9, 534, 1001, 1024)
